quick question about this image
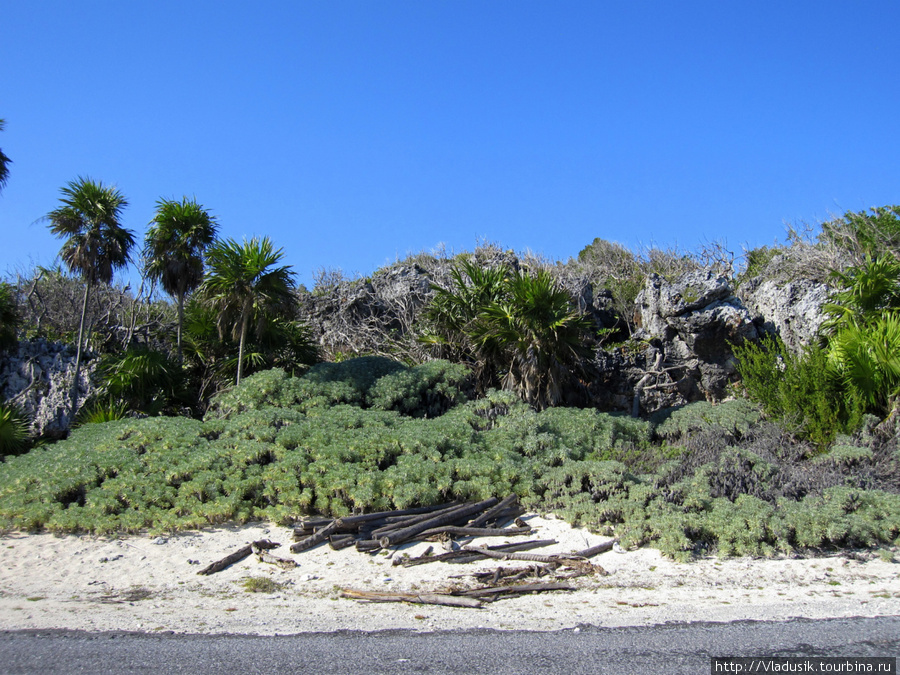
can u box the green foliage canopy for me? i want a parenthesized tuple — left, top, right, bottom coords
(46, 177, 135, 412)
(199, 236, 298, 386)
(144, 197, 219, 360)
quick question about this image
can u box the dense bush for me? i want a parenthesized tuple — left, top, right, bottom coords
(733, 336, 865, 448)
(652, 399, 762, 441)
(1, 373, 898, 559)
(206, 357, 470, 420)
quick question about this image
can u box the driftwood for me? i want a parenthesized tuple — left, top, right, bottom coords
(193, 498, 611, 605)
(252, 543, 298, 569)
(290, 519, 338, 553)
(462, 544, 609, 576)
(467, 493, 520, 528)
(418, 525, 532, 540)
(378, 498, 500, 548)
(458, 581, 576, 598)
(462, 544, 584, 564)
(328, 534, 357, 550)
(197, 540, 280, 576)
(371, 499, 495, 541)
(574, 539, 617, 559)
(396, 539, 558, 567)
(340, 588, 483, 608)
(293, 502, 459, 538)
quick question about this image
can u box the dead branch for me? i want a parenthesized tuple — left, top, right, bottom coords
(197, 540, 280, 576)
(251, 543, 297, 569)
(340, 588, 483, 609)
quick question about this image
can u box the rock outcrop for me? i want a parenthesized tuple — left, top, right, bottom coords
(739, 277, 831, 353)
(0, 339, 96, 438)
(624, 271, 758, 409)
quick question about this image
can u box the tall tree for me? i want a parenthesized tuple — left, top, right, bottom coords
(0, 119, 11, 194)
(199, 236, 297, 385)
(144, 197, 219, 360)
(47, 177, 134, 414)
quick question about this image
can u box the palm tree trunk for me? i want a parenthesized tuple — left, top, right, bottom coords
(176, 292, 185, 363)
(70, 280, 92, 419)
(236, 311, 250, 385)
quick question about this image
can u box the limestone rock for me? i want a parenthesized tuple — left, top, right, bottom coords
(630, 271, 758, 407)
(739, 277, 831, 353)
(0, 338, 97, 438)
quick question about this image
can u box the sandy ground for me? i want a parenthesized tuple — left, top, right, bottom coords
(1, 514, 898, 635)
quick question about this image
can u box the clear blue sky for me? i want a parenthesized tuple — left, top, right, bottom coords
(2, 1, 898, 289)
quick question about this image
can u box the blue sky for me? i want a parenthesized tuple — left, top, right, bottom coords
(2, 1, 898, 289)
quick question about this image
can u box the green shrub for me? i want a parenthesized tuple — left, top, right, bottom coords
(734, 336, 864, 448)
(0, 402, 30, 457)
(368, 360, 472, 417)
(0, 282, 19, 352)
(2, 381, 897, 558)
(652, 399, 762, 441)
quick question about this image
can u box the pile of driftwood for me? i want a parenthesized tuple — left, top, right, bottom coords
(197, 495, 614, 608)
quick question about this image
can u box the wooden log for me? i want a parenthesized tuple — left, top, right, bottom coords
(459, 581, 575, 598)
(573, 539, 616, 559)
(292, 516, 334, 538)
(290, 519, 338, 553)
(378, 498, 499, 548)
(355, 539, 382, 552)
(337, 502, 459, 527)
(396, 539, 558, 567)
(370, 502, 470, 538)
(328, 534, 357, 550)
(486, 505, 527, 528)
(378, 501, 461, 524)
(467, 494, 519, 528)
(470, 564, 548, 582)
(419, 525, 532, 539)
(251, 543, 297, 569)
(461, 545, 583, 564)
(340, 588, 483, 608)
(197, 540, 280, 576)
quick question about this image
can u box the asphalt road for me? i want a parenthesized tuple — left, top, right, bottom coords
(2, 616, 898, 675)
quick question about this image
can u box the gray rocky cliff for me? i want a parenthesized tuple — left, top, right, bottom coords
(624, 271, 758, 409)
(739, 277, 831, 353)
(1, 339, 96, 438)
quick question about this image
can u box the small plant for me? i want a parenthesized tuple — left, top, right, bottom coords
(74, 398, 129, 426)
(0, 402, 30, 456)
(241, 576, 286, 593)
(877, 548, 896, 563)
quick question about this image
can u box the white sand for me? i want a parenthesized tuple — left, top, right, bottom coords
(1, 514, 898, 634)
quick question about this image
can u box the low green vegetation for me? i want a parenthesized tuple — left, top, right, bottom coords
(4, 195, 900, 561)
(1, 361, 897, 560)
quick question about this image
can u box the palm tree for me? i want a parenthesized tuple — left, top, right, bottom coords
(471, 269, 593, 409)
(144, 197, 219, 360)
(199, 236, 297, 385)
(420, 259, 510, 392)
(423, 260, 593, 408)
(0, 119, 11, 194)
(47, 177, 134, 414)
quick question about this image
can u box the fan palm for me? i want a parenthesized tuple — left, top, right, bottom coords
(822, 255, 900, 334)
(0, 119, 11, 194)
(470, 269, 593, 409)
(199, 236, 297, 385)
(826, 312, 900, 415)
(420, 259, 510, 391)
(46, 177, 134, 413)
(144, 197, 219, 360)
